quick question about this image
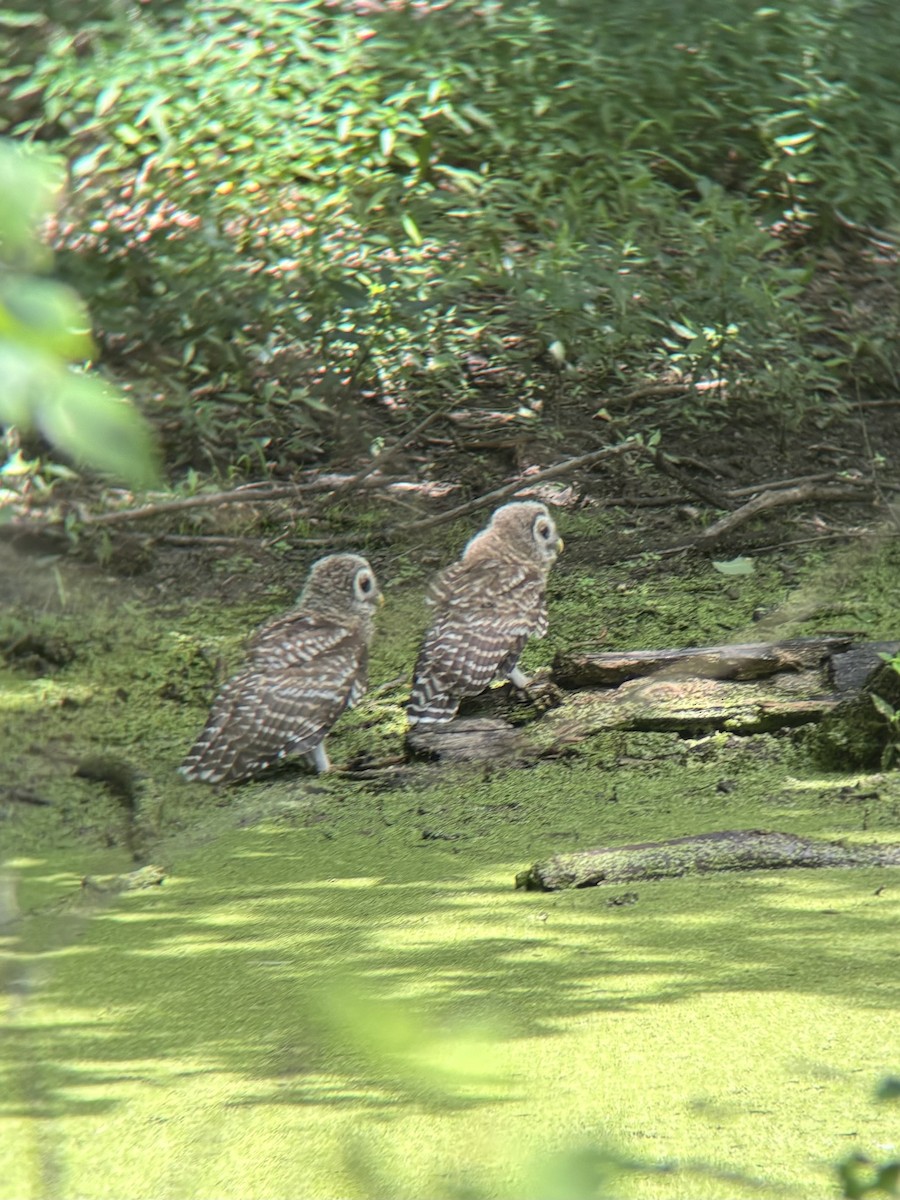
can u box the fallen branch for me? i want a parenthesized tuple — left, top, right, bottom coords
(725, 472, 865, 498)
(692, 482, 875, 548)
(325, 407, 448, 501)
(552, 635, 855, 688)
(87, 474, 413, 527)
(404, 439, 641, 533)
(647, 448, 732, 510)
(403, 637, 895, 766)
(599, 382, 692, 407)
(516, 829, 900, 891)
(0, 474, 410, 538)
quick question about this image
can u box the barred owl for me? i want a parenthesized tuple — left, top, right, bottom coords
(407, 501, 563, 727)
(180, 554, 381, 783)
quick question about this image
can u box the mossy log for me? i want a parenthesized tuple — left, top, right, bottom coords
(406, 639, 900, 764)
(552, 635, 854, 688)
(516, 830, 900, 891)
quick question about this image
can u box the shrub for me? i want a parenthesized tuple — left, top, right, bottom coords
(11, 0, 900, 466)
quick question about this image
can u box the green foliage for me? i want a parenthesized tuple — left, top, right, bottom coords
(0, 139, 159, 490)
(838, 1155, 900, 1199)
(871, 651, 900, 768)
(836, 1075, 900, 1197)
(10, 0, 900, 464)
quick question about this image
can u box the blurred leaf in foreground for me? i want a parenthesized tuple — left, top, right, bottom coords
(0, 139, 159, 488)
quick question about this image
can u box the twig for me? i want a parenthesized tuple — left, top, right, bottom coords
(595, 494, 684, 508)
(5, 474, 410, 535)
(600, 382, 691, 406)
(87, 483, 308, 525)
(747, 529, 890, 555)
(403, 439, 641, 533)
(692, 482, 875, 549)
(119, 532, 264, 547)
(325, 408, 448, 501)
(725, 472, 862, 498)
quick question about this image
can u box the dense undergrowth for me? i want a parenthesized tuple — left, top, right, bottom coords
(5, 0, 900, 474)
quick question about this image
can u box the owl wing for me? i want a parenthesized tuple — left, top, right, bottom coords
(246, 610, 355, 669)
(409, 558, 547, 723)
(181, 624, 368, 783)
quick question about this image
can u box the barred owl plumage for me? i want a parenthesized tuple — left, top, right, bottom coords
(407, 501, 562, 727)
(180, 554, 381, 783)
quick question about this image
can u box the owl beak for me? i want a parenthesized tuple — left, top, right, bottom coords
(556, 537, 565, 553)
(378, 593, 385, 607)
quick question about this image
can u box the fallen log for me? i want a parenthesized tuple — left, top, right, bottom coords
(516, 829, 900, 891)
(406, 718, 524, 763)
(552, 635, 855, 688)
(403, 639, 900, 765)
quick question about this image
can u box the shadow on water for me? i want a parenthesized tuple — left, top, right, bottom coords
(4, 818, 898, 1113)
(2, 751, 899, 1198)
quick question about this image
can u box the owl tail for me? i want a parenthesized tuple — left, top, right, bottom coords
(179, 722, 251, 784)
(179, 740, 239, 784)
(406, 679, 460, 727)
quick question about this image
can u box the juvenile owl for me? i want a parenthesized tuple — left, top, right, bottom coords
(180, 554, 381, 783)
(407, 501, 562, 727)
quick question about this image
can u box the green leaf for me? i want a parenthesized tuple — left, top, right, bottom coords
(0, 9, 44, 27)
(95, 84, 121, 117)
(774, 130, 815, 148)
(401, 212, 422, 246)
(0, 277, 95, 359)
(0, 140, 59, 266)
(712, 556, 756, 576)
(870, 693, 896, 721)
(36, 371, 160, 487)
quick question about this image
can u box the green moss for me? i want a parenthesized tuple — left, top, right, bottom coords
(3, 530, 900, 1199)
(3, 783, 899, 1199)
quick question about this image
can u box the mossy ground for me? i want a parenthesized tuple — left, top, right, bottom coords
(2, 527, 900, 1199)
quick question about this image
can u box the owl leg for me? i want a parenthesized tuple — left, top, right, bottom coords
(507, 665, 562, 715)
(307, 742, 332, 773)
(508, 666, 530, 689)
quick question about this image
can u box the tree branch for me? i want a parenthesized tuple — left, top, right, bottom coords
(404, 439, 641, 533)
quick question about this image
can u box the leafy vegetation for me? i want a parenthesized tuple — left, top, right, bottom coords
(870, 651, 900, 769)
(0, 140, 158, 494)
(837, 1077, 900, 1197)
(7, 0, 899, 470)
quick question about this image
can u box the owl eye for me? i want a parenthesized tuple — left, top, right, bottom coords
(357, 573, 373, 594)
(536, 519, 553, 540)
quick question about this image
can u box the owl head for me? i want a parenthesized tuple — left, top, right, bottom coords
(299, 553, 382, 616)
(463, 501, 563, 569)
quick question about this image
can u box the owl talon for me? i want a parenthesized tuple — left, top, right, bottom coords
(522, 678, 564, 714)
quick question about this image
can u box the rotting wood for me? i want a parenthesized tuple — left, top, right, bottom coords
(402, 638, 897, 764)
(402, 676, 838, 764)
(516, 829, 900, 891)
(828, 641, 900, 693)
(552, 635, 856, 689)
(406, 718, 525, 764)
